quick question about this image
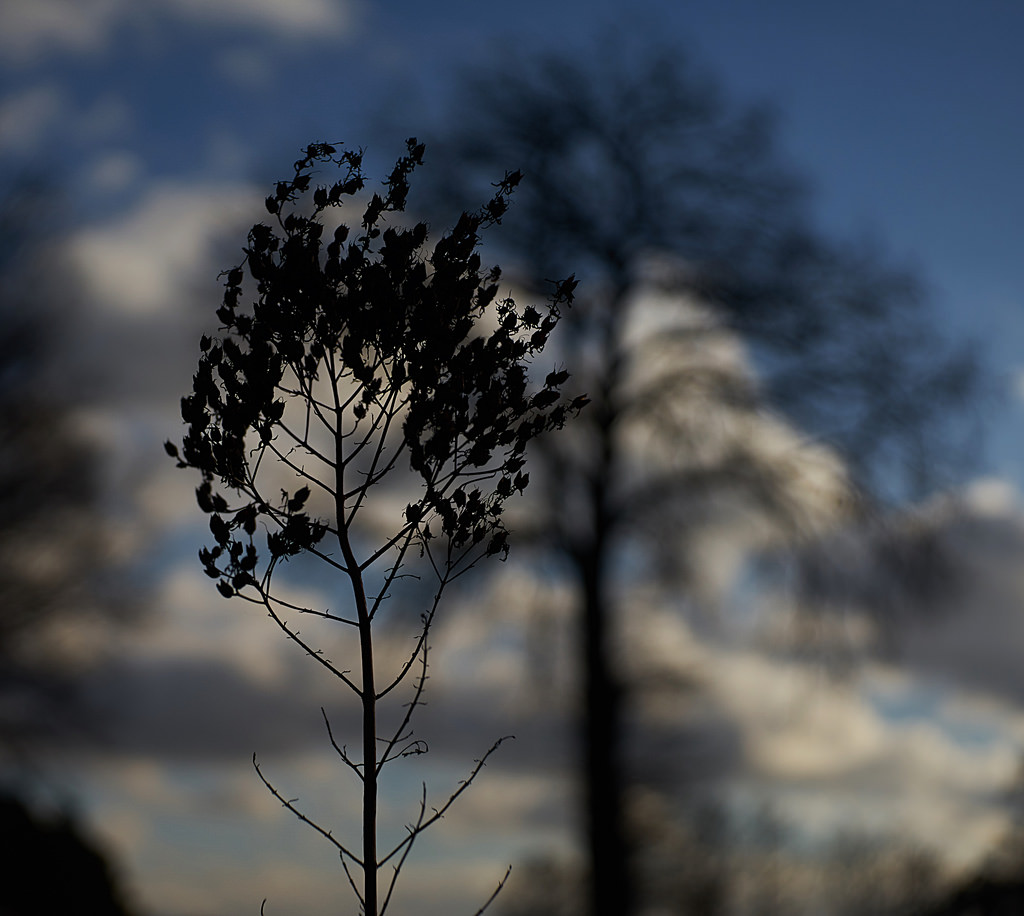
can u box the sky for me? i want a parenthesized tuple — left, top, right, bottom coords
(3, 2, 1024, 914)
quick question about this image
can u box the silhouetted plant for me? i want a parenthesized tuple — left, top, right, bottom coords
(168, 139, 582, 916)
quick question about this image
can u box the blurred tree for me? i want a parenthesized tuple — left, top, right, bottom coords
(923, 878, 1024, 916)
(914, 763, 1024, 916)
(420, 37, 979, 916)
(0, 178, 131, 753)
(0, 792, 135, 915)
(0, 178, 141, 913)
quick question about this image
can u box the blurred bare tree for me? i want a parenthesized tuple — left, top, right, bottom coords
(419, 37, 980, 916)
(0, 178, 142, 912)
(0, 178, 132, 755)
(500, 797, 945, 916)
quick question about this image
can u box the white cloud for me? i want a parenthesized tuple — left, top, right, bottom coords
(791, 478, 1024, 708)
(68, 180, 258, 314)
(72, 744, 534, 916)
(0, 85, 132, 161)
(961, 476, 1020, 517)
(0, 0, 121, 63)
(45, 188, 1024, 908)
(48, 482, 1024, 912)
(76, 753, 353, 916)
(0, 0, 356, 64)
(166, 0, 355, 38)
(130, 561, 341, 689)
(85, 149, 143, 192)
(72, 743, 566, 916)
(217, 46, 274, 87)
(204, 128, 256, 176)
(0, 83, 65, 153)
(617, 289, 854, 558)
(618, 595, 1024, 869)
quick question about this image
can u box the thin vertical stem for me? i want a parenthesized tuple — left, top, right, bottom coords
(356, 583, 377, 916)
(336, 406, 377, 916)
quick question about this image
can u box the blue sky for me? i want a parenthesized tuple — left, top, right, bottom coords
(4, 2, 1024, 914)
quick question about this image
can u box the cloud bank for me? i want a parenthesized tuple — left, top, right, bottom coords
(0, 0, 356, 65)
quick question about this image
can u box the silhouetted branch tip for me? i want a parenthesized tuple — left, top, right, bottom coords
(471, 864, 514, 916)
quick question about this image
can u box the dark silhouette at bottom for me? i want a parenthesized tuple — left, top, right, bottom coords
(0, 793, 134, 916)
(919, 875, 1024, 916)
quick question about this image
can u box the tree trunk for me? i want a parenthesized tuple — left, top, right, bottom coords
(576, 329, 632, 916)
(579, 535, 631, 916)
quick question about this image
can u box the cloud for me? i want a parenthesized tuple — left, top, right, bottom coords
(55, 478, 1024, 912)
(166, 0, 356, 38)
(142, 563, 323, 687)
(83, 654, 334, 758)
(0, 0, 121, 63)
(77, 753, 359, 916)
(77, 748, 522, 916)
(216, 46, 274, 87)
(894, 497, 1024, 706)
(0, 83, 65, 154)
(0, 0, 356, 64)
(85, 150, 143, 193)
(68, 179, 259, 314)
(726, 656, 1021, 865)
(72, 579, 1024, 916)
(611, 587, 1024, 870)
(49, 163, 1024, 907)
(0, 85, 131, 163)
(960, 476, 1021, 517)
(0, 89, 134, 185)
(782, 477, 1024, 708)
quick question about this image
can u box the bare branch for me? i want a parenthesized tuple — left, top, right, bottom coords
(264, 438, 337, 498)
(376, 602, 439, 701)
(378, 737, 512, 868)
(259, 593, 361, 696)
(253, 754, 362, 868)
(322, 707, 365, 782)
(471, 864, 513, 916)
(377, 637, 430, 772)
(274, 416, 338, 472)
(360, 521, 418, 578)
(266, 593, 358, 627)
(340, 853, 365, 910)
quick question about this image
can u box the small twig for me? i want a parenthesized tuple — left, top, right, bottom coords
(378, 637, 431, 772)
(379, 784, 429, 916)
(340, 853, 365, 909)
(471, 864, 513, 916)
(258, 594, 362, 695)
(266, 593, 358, 627)
(377, 605, 438, 700)
(378, 737, 512, 868)
(253, 754, 363, 868)
(322, 707, 365, 781)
